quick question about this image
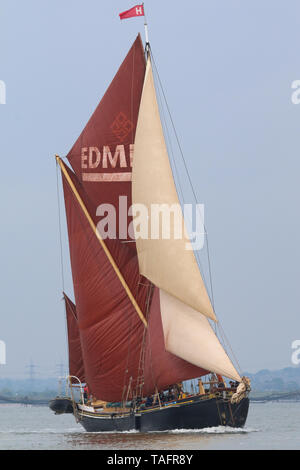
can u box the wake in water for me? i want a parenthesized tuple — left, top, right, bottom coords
(78, 426, 258, 435)
(169, 426, 258, 434)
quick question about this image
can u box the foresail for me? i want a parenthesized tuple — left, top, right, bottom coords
(64, 293, 85, 383)
(143, 287, 209, 395)
(132, 57, 216, 322)
(160, 289, 241, 382)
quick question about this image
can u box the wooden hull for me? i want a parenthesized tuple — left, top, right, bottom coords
(76, 395, 249, 432)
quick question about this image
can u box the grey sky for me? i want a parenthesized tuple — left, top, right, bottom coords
(0, 0, 299, 378)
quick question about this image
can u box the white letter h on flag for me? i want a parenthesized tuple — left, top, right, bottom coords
(136, 6, 143, 15)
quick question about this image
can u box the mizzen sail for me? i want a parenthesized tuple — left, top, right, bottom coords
(64, 293, 85, 383)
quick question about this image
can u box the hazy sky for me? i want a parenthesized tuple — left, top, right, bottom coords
(0, 0, 300, 379)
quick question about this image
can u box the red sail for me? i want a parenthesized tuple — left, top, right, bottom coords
(61, 163, 206, 401)
(64, 293, 85, 383)
(60, 36, 209, 401)
(61, 37, 149, 402)
(65, 33, 148, 317)
(66, 34, 146, 248)
(143, 288, 209, 395)
(61, 163, 147, 402)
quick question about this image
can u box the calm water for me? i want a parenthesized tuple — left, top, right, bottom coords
(0, 402, 299, 450)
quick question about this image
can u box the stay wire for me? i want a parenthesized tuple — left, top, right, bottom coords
(149, 48, 242, 364)
(150, 50, 211, 303)
(56, 161, 65, 293)
(150, 48, 216, 314)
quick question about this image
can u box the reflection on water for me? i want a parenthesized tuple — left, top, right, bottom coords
(64, 427, 253, 450)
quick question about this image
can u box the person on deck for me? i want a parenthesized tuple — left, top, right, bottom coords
(83, 385, 89, 403)
(209, 374, 218, 393)
(145, 396, 153, 408)
(167, 387, 175, 402)
(159, 391, 165, 403)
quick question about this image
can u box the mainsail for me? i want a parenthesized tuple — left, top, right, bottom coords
(61, 161, 147, 401)
(66, 34, 145, 249)
(58, 37, 241, 402)
(64, 293, 85, 383)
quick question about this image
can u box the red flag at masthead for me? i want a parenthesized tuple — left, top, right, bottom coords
(119, 4, 145, 20)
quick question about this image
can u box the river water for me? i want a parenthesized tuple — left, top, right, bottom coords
(0, 401, 299, 450)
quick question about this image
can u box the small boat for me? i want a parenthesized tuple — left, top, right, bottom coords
(51, 7, 250, 432)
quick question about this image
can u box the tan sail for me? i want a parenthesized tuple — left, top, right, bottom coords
(160, 289, 241, 382)
(132, 57, 216, 321)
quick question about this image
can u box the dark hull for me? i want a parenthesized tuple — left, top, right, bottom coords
(77, 396, 249, 432)
(49, 397, 74, 414)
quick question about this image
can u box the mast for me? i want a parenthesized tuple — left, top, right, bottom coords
(143, 3, 150, 53)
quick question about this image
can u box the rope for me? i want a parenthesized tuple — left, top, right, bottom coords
(217, 322, 243, 376)
(150, 49, 211, 301)
(149, 46, 245, 369)
(56, 161, 65, 292)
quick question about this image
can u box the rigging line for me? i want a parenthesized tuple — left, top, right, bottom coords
(135, 281, 153, 399)
(146, 313, 160, 398)
(152, 50, 214, 307)
(135, 321, 148, 398)
(149, 48, 216, 312)
(131, 42, 136, 152)
(121, 309, 135, 403)
(152, 58, 247, 378)
(56, 161, 65, 292)
(151, 54, 211, 297)
(56, 162, 70, 375)
(121, 272, 143, 400)
(217, 322, 243, 375)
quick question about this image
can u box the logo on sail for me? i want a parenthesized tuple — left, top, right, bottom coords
(81, 144, 133, 182)
(111, 112, 134, 140)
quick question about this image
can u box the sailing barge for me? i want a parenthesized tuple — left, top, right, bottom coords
(50, 22, 250, 432)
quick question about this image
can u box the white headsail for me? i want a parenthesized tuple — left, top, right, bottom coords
(132, 57, 216, 322)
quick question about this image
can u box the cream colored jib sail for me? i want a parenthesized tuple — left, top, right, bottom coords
(133, 56, 241, 381)
(132, 56, 216, 322)
(160, 289, 241, 382)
